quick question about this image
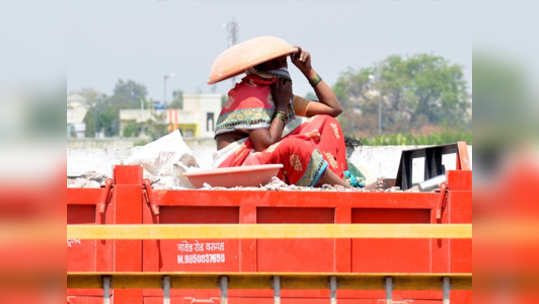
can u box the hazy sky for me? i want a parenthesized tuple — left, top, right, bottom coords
(67, 1, 471, 101)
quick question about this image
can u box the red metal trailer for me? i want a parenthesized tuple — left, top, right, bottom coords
(67, 145, 472, 304)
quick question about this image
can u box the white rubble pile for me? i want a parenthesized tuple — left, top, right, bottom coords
(67, 177, 101, 188)
(67, 130, 200, 189)
(190, 176, 405, 192)
(123, 130, 199, 188)
(67, 131, 471, 191)
(67, 171, 109, 188)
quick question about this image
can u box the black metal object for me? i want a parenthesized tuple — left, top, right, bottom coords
(395, 143, 460, 190)
(344, 136, 362, 158)
(344, 136, 362, 147)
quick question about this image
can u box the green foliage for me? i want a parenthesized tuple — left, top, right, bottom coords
(221, 94, 228, 108)
(360, 131, 472, 146)
(109, 79, 148, 109)
(170, 90, 184, 109)
(83, 107, 97, 137)
(122, 121, 142, 137)
(333, 54, 471, 137)
(143, 112, 169, 140)
(77, 88, 103, 107)
(134, 139, 149, 146)
(82, 79, 149, 137)
(97, 105, 118, 137)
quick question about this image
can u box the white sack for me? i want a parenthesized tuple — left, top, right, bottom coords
(124, 130, 198, 177)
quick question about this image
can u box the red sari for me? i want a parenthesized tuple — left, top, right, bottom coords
(215, 75, 347, 187)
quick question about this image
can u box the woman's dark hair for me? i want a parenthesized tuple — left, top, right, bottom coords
(254, 56, 287, 71)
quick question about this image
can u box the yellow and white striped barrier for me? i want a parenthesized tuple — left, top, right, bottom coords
(67, 223, 472, 240)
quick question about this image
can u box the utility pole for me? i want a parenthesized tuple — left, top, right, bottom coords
(163, 73, 175, 106)
(225, 19, 239, 87)
(163, 75, 167, 105)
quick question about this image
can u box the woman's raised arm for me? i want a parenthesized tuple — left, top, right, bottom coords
(248, 78, 291, 152)
(291, 47, 343, 117)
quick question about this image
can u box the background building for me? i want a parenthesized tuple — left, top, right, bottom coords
(119, 93, 221, 138)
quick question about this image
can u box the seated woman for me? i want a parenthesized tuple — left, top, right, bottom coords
(213, 46, 351, 188)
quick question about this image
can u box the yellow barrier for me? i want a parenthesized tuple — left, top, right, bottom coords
(67, 224, 472, 302)
(67, 223, 472, 240)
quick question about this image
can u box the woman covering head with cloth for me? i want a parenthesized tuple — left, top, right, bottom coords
(209, 36, 353, 188)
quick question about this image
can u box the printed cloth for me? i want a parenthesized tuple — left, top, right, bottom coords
(214, 114, 348, 187)
(215, 74, 275, 136)
(215, 70, 296, 136)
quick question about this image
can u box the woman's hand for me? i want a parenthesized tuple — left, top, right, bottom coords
(291, 46, 312, 75)
(251, 79, 290, 151)
(290, 46, 343, 117)
(249, 79, 292, 152)
(271, 78, 292, 110)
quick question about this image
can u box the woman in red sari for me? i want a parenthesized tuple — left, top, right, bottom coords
(214, 46, 351, 188)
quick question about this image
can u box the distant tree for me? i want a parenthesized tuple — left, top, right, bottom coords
(96, 79, 149, 137)
(77, 89, 106, 137)
(333, 67, 374, 110)
(80, 80, 150, 138)
(77, 88, 105, 107)
(144, 112, 169, 140)
(122, 121, 142, 137)
(333, 54, 470, 136)
(83, 107, 98, 138)
(170, 90, 184, 109)
(97, 104, 118, 137)
(332, 67, 376, 136)
(379, 54, 469, 128)
(108, 79, 148, 109)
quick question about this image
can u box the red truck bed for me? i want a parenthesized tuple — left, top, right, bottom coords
(67, 162, 471, 303)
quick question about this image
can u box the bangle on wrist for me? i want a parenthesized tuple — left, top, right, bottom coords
(309, 73, 322, 87)
(275, 110, 288, 122)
